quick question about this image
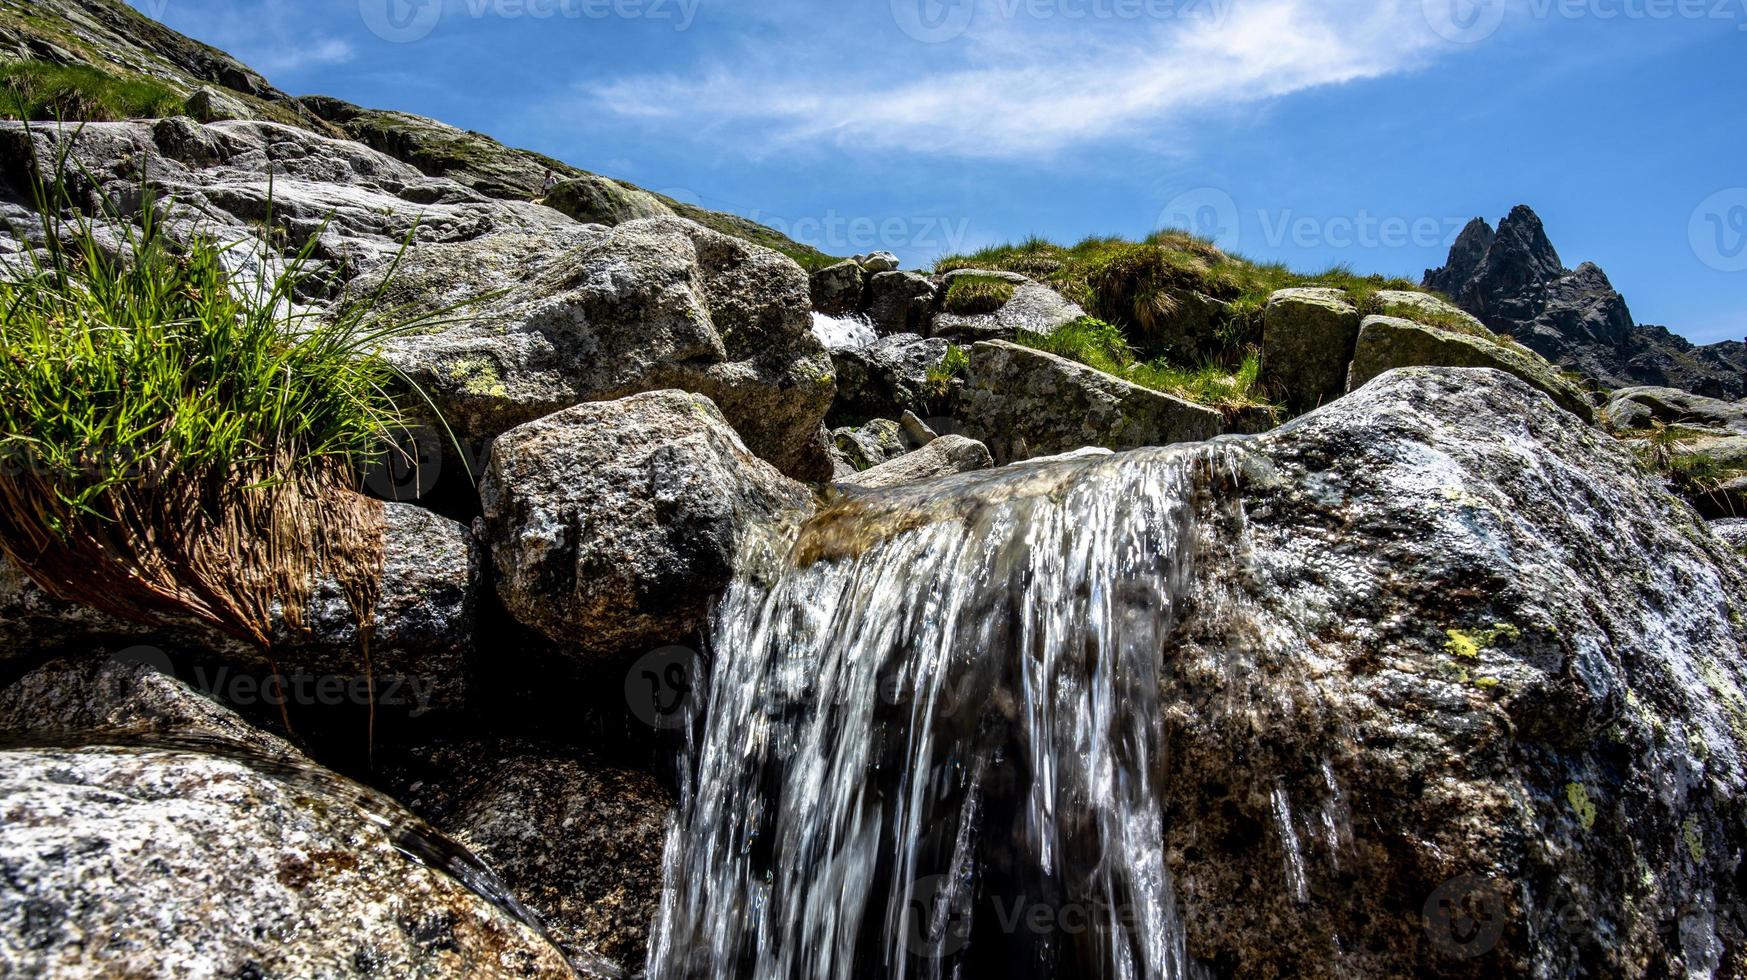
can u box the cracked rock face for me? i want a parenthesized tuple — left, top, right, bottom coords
(0, 746, 574, 979)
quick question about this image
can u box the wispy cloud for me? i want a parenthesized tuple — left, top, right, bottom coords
(249, 37, 357, 75)
(584, 0, 1452, 159)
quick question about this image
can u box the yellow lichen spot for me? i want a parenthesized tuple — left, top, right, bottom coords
(1445, 623, 1522, 662)
(1683, 818, 1704, 862)
(1566, 783, 1597, 832)
(1445, 630, 1482, 660)
(1475, 676, 1501, 689)
(448, 357, 508, 399)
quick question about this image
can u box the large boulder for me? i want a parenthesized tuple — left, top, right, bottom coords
(544, 175, 673, 225)
(479, 390, 811, 659)
(832, 418, 915, 473)
(838, 435, 994, 491)
(1260, 287, 1363, 413)
(932, 271, 1086, 343)
(0, 746, 574, 978)
(1370, 289, 1489, 333)
(1159, 366, 1747, 975)
(957, 341, 1223, 464)
(866, 271, 937, 336)
(1606, 386, 1747, 433)
(1348, 315, 1595, 422)
(0, 502, 479, 714)
(811, 260, 867, 316)
(387, 740, 673, 969)
(829, 333, 951, 425)
(376, 215, 838, 482)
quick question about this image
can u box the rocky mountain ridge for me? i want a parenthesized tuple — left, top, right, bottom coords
(1425, 204, 1747, 398)
(0, 0, 832, 268)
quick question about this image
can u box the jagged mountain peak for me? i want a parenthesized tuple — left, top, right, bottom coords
(1425, 205, 1744, 398)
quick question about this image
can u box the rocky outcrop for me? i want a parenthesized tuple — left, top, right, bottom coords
(0, 0, 334, 132)
(832, 418, 914, 473)
(0, 502, 479, 713)
(958, 340, 1223, 464)
(828, 333, 950, 425)
(1348, 315, 1595, 422)
(1261, 287, 1363, 412)
(0, 746, 574, 978)
(544, 174, 673, 226)
(386, 739, 672, 969)
(865, 271, 937, 335)
(810, 260, 866, 316)
(1425, 205, 1747, 397)
(838, 435, 994, 490)
(479, 390, 810, 659)
(374, 215, 838, 482)
(297, 95, 830, 265)
(931, 271, 1085, 342)
(1606, 386, 1747, 433)
(1, 117, 574, 276)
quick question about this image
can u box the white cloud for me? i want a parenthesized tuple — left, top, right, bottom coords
(250, 37, 357, 74)
(585, 0, 1450, 159)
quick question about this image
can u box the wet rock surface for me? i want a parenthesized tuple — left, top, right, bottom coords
(384, 739, 673, 969)
(1159, 366, 1747, 976)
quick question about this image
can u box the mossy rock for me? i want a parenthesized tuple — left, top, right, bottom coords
(544, 175, 673, 226)
(1348, 315, 1595, 422)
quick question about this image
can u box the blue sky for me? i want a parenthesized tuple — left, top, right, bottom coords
(132, 0, 1747, 344)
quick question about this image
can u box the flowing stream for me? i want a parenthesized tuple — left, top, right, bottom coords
(651, 446, 1245, 980)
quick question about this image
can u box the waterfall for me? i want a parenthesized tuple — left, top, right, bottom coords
(650, 447, 1240, 980)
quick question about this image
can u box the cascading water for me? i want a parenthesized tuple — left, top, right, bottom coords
(651, 446, 1252, 980)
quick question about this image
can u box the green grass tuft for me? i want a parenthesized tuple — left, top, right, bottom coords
(942, 274, 1016, 316)
(1018, 317, 1276, 419)
(0, 134, 453, 661)
(1, 61, 184, 122)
